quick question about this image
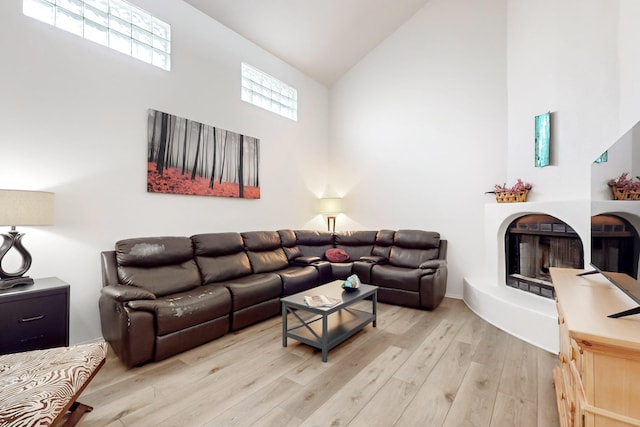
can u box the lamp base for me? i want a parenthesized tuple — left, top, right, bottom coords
(0, 276, 34, 290)
(327, 216, 336, 233)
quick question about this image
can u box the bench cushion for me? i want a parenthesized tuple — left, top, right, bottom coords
(0, 342, 107, 426)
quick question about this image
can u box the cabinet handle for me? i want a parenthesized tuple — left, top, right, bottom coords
(19, 315, 45, 323)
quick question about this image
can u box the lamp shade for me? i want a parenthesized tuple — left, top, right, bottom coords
(318, 198, 344, 214)
(0, 190, 54, 226)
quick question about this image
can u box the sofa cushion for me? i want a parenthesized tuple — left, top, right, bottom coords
(223, 273, 282, 311)
(127, 284, 231, 336)
(118, 260, 201, 297)
(295, 230, 335, 258)
(277, 229, 297, 246)
(394, 230, 440, 249)
(389, 230, 441, 268)
(371, 264, 424, 292)
(334, 230, 377, 260)
(389, 247, 439, 269)
(116, 237, 193, 267)
(371, 229, 395, 258)
(115, 236, 201, 297)
(191, 233, 252, 284)
(278, 229, 303, 260)
(191, 233, 244, 256)
(242, 231, 289, 273)
(278, 265, 320, 296)
(283, 246, 303, 260)
(242, 231, 281, 251)
(196, 252, 252, 284)
(330, 262, 354, 280)
(248, 249, 289, 273)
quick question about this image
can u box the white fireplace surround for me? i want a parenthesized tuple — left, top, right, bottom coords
(463, 199, 591, 353)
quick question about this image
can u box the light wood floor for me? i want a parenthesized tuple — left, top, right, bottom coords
(76, 298, 560, 427)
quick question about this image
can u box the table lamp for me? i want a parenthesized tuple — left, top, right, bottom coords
(0, 189, 54, 289)
(318, 198, 343, 233)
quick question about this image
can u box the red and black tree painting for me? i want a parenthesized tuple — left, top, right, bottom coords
(147, 109, 260, 199)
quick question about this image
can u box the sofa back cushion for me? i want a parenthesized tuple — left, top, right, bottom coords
(115, 237, 201, 297)
(242, 231, 288, 273)
(191, 233, 252, 284)
(371, 229, 395, 259)
(389, 230, 441, 269)
(278, 229, 302, 260)
(294, 230, 335, 258)
(334, 230, 377, 260)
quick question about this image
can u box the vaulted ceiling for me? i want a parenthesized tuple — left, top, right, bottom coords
(183, 0, 430, 86)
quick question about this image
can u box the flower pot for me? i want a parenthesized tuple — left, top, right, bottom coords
(495, 189, 528, 203)
(611, 186, 640, 200)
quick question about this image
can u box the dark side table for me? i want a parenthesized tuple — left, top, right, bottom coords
(0, 277, 70, 354)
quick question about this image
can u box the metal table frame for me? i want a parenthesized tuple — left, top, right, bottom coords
(281, 281, 377, 362)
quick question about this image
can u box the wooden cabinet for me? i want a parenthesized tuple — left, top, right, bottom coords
(551, 268, 640, 427)
(0, 277, 69, 354)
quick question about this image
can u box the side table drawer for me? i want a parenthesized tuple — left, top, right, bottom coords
(0, 292, 68, 354)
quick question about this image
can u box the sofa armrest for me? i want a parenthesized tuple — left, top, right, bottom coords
(99, 291, 155, 367)
(126, 299, 159, 312)
(101, 285, 156, 303)
(291, 256, 323, 266)
(419, 259, 446, 270)
(360, 255, 387, 264)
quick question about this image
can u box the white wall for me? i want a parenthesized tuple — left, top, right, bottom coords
(619, 1, 640, 130)
(329, 0, 509, 298)
(0, 1, 330, 344)
(330, 0, 640, 351)
(506, 0, 620, 202)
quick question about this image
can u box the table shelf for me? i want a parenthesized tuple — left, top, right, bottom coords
(286, 308, 374, 352)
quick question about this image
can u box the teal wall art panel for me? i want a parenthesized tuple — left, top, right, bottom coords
(535, 112, 550, 167)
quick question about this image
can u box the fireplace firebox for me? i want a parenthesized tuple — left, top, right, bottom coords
(506, 214, 583, 298)
(591, 214, 640, 278)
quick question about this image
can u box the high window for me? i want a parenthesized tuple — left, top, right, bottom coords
(241, 63, 297, 121)
(23, 0, 171, 71)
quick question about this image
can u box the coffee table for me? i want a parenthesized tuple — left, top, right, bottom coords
(281, 280, 377, 362)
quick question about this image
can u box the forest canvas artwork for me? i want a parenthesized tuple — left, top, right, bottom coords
(147, 109, 260, 198)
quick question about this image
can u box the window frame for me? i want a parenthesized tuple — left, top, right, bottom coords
(241, 62, 298, 121)
(22, 0, 171, 71)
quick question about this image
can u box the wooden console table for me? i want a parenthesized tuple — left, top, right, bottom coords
(551, 267, 640, 427)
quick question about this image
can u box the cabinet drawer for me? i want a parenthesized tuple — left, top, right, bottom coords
(0, 292, 68, 353)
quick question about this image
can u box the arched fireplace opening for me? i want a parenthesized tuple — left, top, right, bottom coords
(591, 214, 640, 279)
(505, 214, 584, 298)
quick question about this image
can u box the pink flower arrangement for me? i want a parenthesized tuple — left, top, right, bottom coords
(608, 172, 640, 191)
(489, 179, 532, 194)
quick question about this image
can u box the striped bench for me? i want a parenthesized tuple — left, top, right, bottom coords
(0, 342, 107, 426)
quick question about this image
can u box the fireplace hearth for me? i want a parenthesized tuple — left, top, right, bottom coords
(506, 214, 584, 298)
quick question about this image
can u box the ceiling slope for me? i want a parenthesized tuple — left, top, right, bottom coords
(183, 0, 430, 86)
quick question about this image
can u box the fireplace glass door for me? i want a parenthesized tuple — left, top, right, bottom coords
(506, 214, 584, 298)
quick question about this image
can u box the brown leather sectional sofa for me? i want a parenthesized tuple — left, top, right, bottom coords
(99, 229, 447, 367)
